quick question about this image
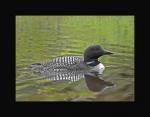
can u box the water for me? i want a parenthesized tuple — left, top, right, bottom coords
(16, 16, 134, 101)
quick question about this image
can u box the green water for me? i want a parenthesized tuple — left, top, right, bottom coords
(16, 16, 134, 101)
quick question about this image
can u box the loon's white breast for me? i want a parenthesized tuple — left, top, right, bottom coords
(90, 63, 105, 74)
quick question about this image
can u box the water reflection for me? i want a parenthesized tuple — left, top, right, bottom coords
(84, 73, 114, 92)
(31, 69, 114, 92)
(43, 70, 85, 82)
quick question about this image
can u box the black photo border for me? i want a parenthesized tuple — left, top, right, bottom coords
(1, 0, 147, 115)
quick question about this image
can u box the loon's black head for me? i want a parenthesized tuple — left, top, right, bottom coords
(84, 45, 113, 63)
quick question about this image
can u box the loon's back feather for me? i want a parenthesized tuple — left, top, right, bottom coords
(44, 56, 83, 67)
(29, 56, 85, 73)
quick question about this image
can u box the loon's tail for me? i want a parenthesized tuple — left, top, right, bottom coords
(28, 63, 43, 73)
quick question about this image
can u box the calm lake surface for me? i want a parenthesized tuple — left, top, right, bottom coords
(16, 16, 134, 101)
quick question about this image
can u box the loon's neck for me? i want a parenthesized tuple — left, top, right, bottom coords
(85, 60, 100, 66)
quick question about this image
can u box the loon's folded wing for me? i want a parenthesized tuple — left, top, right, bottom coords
(29, 56, 83, 72)
(43, 56, 84, 67)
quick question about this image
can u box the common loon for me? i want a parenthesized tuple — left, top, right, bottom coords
(29, 45, 113, 75)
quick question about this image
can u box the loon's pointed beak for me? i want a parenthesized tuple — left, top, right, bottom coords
(103, 50, 113, 55)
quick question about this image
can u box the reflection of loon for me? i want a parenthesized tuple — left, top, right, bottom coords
(29, 45, 113, 78)
(84, 73, 114, 92)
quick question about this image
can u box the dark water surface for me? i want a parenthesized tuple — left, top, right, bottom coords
(16, 16, 134, 101)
